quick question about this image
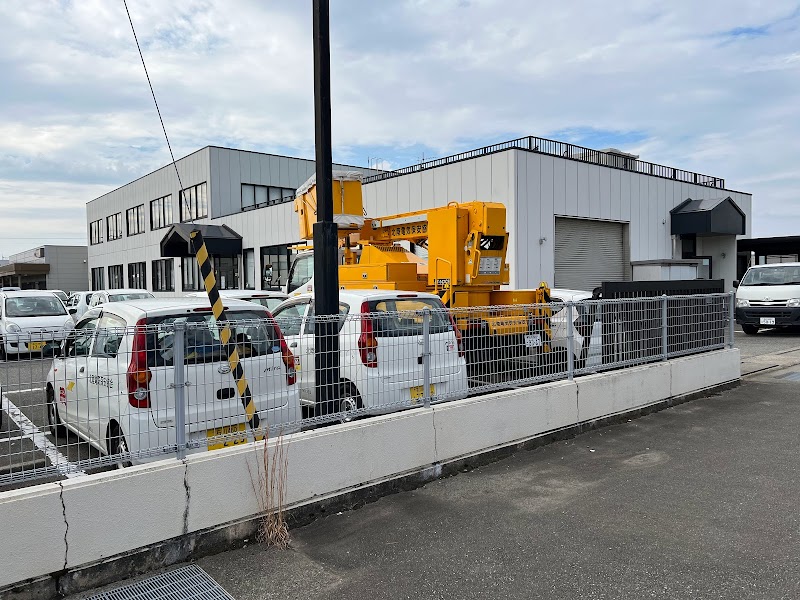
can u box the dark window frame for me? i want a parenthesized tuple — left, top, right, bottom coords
(150, 195, 173, 230)
(126, 204, 146, 236)
(152, 258, 174, 292)
(127, 261, 147, 289)
(108, 264, 124, 289)
(91, 267, 104, 291)
(106, 213, 123, 241)
(89, 219, 104, 245)
(179, 182, 208, 222)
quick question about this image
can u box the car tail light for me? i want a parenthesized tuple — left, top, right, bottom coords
(358, 301, 378, 368)
(272, 321, 296, 386)
(127, 318, 152, 409)
(446, 311, 465, 358)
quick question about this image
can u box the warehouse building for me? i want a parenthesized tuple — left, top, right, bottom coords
(86, 137, 751, 295)
(0, 245, 89, 291)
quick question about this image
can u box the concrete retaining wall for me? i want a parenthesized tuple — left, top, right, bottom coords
(0, 348, 740, 593)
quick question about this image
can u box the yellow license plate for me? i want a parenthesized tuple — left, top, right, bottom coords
(410, 385, 435, 403)
(27, 341, 46, 352)
(206, 423, 248, 451)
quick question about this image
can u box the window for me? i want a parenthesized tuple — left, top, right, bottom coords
(152, 258, 174, 291)
(368, 298, 453, 337)
(244, 249, 255, 289)
(150, 195, 173, 230)
(93, 313, 127, 358)
(272, 301, 309, 337)
(89, 220, 103, 245)
(108, 264, 123, 289)
(241, 184, 296, 210)
(182, 255, 239, 291)
(261, 244, 295, 290)
(128, 262, 146, 289)
(107, 213, 123, 241)
(182, 257, 202, 291)
(215, 256, 239, 290)
(91, 267, 104, 291)
(126, 205, 146, 236)
(286, 251, 313, 293)
(64, 316, 98, 358)
(179, 182, 208, 221)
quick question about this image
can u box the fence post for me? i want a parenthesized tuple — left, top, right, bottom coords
(173, 320, 187, 460)
(566, 302, 575, 379)
(661, 295, 668, 361)
(729, 290, 736, 348)
(422, 308, 431, 408)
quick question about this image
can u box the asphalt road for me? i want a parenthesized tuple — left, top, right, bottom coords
(74, 353, 800, 600)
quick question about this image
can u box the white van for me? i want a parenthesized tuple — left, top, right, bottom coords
(46, 298, 301, 465)
(272, 290, 469, 420)
(734, 262, 800, 335)
(0, 290, 74, 358)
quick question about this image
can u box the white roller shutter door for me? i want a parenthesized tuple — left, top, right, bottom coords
(554, 217, 628, 291)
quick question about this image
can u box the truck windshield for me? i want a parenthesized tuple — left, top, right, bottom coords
(5, 296, 67, 317)
(287, 254, 314, 293)
(740, 265, 800, 286)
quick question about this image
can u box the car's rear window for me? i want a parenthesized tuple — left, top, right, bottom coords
(144, 309, 280, 367)
(367, 298, 452, 337)
(109, 293, 154, 302)
(5, 296, 67, 317)
(252, 297, 284, 311)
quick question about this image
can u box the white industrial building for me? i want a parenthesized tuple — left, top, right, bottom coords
(86, 137, 751, 295)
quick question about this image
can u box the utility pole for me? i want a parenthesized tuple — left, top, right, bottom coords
(312, 0, 340, 415)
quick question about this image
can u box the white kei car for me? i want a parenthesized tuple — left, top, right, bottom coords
(272, 290, 469, 419)
(46, 298, 301, 465)
(66, 291, 95, 322)
(89, 289, 154, 308)
(0, 290, 75, 358)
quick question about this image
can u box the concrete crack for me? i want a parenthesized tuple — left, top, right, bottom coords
(431, 408, 439, 462)
(58, 481, 68, 571)
(182, 459, 190, 535)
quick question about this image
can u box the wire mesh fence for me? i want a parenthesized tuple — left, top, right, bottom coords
(0, 293, 734, 486)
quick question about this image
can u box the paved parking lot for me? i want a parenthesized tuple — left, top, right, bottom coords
(1, 325, 798, 491)
(74, 348, 800, 600)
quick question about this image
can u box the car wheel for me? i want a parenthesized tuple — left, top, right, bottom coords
(742, 324, 759, 335)
(108, 424, 133, 468)
(46, 386, 66, 437)
(338, 384, 362, 424)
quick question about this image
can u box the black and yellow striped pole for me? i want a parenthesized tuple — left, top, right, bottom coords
(189, 229, 261, 435)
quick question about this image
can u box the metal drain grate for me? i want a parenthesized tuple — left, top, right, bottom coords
(778, 371, 800, 382)
(85, 564, 234, 600)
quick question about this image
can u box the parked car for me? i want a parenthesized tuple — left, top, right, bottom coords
(66, 291, 95, 321)
(50, 290, 69, 304)
(734, 262, 800, 334)
(89, 289, 154, 308)
(46, 298, 300, 466)
(186, 290, 288, 312)
(549, 288, 602, 369)
(271, 290, 469, 419)
(0, 290, 75, 358)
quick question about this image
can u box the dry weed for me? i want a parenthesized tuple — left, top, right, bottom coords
(248, 430, 290, 548)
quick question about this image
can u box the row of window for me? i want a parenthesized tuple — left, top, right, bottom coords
(241, 184, 296, 210)
(89, 183, 208, 245)
(89, 245, 295, 293)
(91, 259, 176, 292)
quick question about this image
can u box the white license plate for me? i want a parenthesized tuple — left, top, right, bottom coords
(524, 334, 542, 348)
(759, 317, 776, 325)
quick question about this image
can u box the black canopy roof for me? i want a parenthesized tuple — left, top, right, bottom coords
(160, 223, 242, 258)
(670, 196, 745, 236)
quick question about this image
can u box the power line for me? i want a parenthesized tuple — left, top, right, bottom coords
(122, 0, 191, 218)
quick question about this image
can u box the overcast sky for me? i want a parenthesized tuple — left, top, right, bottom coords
(1, 0, 799, 257)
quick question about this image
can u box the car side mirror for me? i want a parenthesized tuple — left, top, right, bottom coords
(68, 308, 77, 315)
(732, 280, 739, 288)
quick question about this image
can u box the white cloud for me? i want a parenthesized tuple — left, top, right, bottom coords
(0, 0, 799, 257)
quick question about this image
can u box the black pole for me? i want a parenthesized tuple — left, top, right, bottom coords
(312, 0, 340, 414)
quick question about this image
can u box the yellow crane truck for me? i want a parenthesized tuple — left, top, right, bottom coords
(286, 171, 560, 377)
